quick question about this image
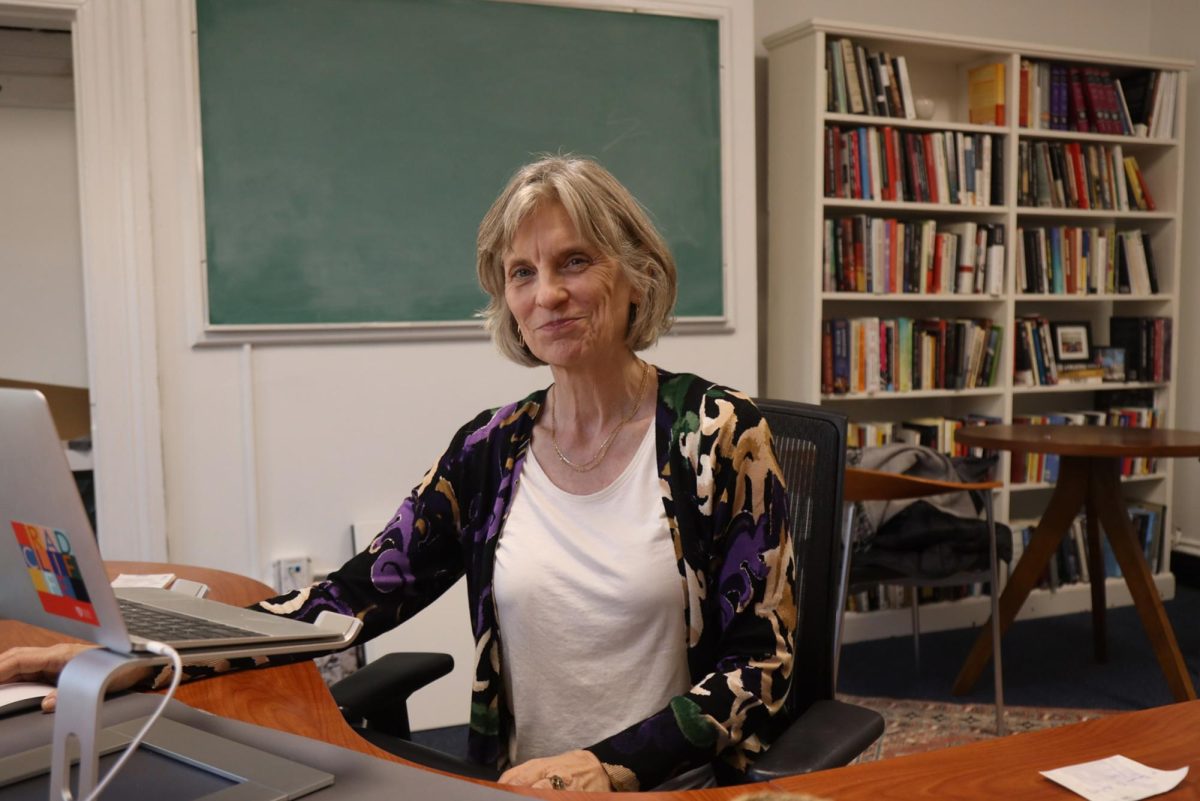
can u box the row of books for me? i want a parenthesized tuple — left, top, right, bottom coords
(1009, 408, 1163, 483)
(822, 317, 1003, 395)
(1018, 61, 1178, 139)
(823, 216, 1005, 295)
(1011, 504, 1166, 592)
(824, 37, 916, 119)
(824, 126, 1003, 206)
(1016, 141, 1155, 210)
(847, 414, 999, 458)
(1110, 316, 1173, 383)
(1016, 226, 1160, 296)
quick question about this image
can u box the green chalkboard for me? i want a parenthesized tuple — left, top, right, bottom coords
(196, 0, 724, 327)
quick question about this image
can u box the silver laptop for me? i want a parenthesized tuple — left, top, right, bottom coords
(0, 387, 360, 659)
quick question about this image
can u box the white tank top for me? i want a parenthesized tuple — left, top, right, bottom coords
(493, 421, 690, 765)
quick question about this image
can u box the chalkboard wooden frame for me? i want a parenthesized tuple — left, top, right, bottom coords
(187, 0, 736, 345)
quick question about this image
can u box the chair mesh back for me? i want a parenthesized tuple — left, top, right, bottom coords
(754, 399, 847, 714)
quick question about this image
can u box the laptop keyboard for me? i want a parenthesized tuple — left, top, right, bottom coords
(118, 598, 265, 642)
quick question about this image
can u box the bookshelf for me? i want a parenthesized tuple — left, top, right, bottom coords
(764, 20, 1190, 643)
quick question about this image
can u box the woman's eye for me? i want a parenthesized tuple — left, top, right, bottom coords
(565, 255, 591, 269)
(508, 265, 533, 281)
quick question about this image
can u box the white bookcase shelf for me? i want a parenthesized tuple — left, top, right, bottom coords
(764, 19, 1190, 641)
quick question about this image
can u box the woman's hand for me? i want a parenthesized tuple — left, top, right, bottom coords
(0, 644, 153, 712)
(0, 643, 94, 711)
(498, 749, 613, 791)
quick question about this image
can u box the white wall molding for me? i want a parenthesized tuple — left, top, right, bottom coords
(22, 0, 169, 560)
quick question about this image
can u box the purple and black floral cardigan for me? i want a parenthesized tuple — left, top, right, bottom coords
(251, 368, 795, 790)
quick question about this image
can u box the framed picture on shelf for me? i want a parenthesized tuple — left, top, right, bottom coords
(1096, 347, 1127, 382)
(1050, 321, 1092, 366)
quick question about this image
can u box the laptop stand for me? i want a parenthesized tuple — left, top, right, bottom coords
(50, 646, 156, 800)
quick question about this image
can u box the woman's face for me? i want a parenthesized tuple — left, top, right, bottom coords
(503, 201, 635, 371)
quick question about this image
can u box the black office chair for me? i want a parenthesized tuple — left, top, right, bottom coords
(331, 398, 883, 784)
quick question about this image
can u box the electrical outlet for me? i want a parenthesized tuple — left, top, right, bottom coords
(273, 556, 312, 591)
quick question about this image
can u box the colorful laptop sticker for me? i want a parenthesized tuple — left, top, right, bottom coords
(12, 520, 99, 626)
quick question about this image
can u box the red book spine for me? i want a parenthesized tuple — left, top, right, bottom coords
(1082, 67, 1106, 133)
(906, 135, 922, 203)
(922, 134, 939, 204)
(1099, 69, 1121, 134)
(850, 130, 861, 199)
(1132, 160, 1157, 210)
(1069, 143, 1089, 210)
(883, 127, 898, 201)
(930, 232, 945, 293)
(1067, 67, 1091, 132)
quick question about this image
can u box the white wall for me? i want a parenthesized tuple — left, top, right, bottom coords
(0, 105, 86, 388)
(754, 0, 1153, 56)
(1149, 0, 1200, 555)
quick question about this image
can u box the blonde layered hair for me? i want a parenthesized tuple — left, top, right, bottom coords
(476, 156, 678, 367)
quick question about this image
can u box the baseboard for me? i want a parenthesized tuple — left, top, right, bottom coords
(1171, 550, 1200, 588)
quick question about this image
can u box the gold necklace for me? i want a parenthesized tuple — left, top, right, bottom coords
(550, 361, 651, 473)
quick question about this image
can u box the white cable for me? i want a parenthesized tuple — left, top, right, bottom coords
(80, 641, 183, 801)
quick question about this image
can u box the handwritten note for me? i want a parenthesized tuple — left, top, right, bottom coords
(1041, 755, 1187, 801)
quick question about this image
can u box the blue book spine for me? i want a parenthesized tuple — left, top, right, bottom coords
(833, 318, 850, 394)
(858, 128, 872, 201)
(1050, 227, 1065, 293)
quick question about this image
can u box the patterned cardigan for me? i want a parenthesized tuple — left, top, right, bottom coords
(251, 368, 795, 790)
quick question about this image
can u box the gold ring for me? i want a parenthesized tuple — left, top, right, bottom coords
(549, 774, 567, 790)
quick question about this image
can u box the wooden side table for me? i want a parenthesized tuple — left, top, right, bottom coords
(952, 425, 1200, 702)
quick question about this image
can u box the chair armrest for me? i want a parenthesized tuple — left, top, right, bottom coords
(744, 699, 884, 783)
(330, 652, 453, 737)
(354, 728, 501, 782)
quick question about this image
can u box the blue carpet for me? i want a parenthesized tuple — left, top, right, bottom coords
(837, 582, 1200, 710)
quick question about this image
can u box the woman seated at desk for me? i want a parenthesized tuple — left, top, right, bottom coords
(0, 156, 794, 793)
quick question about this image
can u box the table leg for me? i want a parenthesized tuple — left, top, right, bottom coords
(1085, 493, 1106, 663)
(1089, 459, 1196, 702)
(953, 455, 1089, 696)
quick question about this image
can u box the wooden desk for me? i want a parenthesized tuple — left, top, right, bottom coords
(951, 425, 1200, 703)
(770, 700, 1200, 800)
(0, 561, 405, 764)
(3, 561, 1198, 799)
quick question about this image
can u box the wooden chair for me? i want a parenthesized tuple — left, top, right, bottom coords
(834, 466, 1007, 736)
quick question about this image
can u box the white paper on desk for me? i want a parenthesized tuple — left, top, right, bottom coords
(1040, 755, 1188, 801)
(111, 573, 176, 588)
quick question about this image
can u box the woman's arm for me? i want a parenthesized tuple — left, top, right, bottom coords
(225, 409, 494, 656)
(584, 392, 795, 790)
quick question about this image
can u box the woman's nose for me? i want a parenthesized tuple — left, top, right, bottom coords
(535, 273, 568, 308)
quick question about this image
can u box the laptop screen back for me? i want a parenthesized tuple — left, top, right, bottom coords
(0, 388, 132, 653)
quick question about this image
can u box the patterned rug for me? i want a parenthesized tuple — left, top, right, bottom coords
(840, 694, 1114, 759)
